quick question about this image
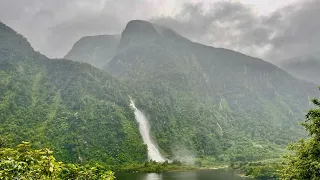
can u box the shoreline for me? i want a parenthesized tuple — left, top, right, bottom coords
(116, 165, 230, 173)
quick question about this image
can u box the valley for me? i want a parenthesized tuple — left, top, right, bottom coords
(1, 19, 319, 179)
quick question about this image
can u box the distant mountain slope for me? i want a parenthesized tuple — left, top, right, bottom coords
(0, 22, 146, 164)
(280, 56, 320, 85)
(0, 22, 34, 56)
(2, 19, 320, 164)
(104, 20, 319, 161)
(64, 34, 120, 68)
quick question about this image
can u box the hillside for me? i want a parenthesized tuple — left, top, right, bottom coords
(104, 20, 319, 161)
(64, 34, 120, 69)
(0, 22, 146, 165)
(280, 56, 320, 85)
(2, 19, 320, 166)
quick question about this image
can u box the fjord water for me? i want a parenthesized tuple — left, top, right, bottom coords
(116, 169, 250, 180)
(130, 99, 166, 162)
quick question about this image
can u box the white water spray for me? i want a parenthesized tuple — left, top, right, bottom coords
(130, 99, 165, 162)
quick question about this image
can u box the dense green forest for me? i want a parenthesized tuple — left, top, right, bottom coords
(281, 90, 320, 179)
(231, 88, 320, 179)
(1, 18, 320, 175)
(0, 22, 146, 165)
(104, 20, 319, 161)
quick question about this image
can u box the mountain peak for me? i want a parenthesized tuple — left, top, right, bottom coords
(119, 20, 189, 49)
(64, 34, 120, 68)
(123, 20, 158, 35)
(119, 20, 160, 49)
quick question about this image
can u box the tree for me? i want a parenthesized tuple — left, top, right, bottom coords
(0, 142, 115, 180)
(281, 87, 320, 180)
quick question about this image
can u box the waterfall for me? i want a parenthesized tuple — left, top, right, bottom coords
(130, 99, 165, 162)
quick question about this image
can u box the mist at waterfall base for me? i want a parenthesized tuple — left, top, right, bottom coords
(171, 145, 195, 165)
(130, 99, 166, 162)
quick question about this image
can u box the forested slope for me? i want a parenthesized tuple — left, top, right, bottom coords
(0, 22, 146, 165)
(104, 20, 320, 161)
(1, 19, 320, 166)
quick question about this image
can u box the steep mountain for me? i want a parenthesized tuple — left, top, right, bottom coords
(280, 56, 320, 85)
(0, 22, 146, 165)
(104, 20, 319, 161)
(65, 34, 120, 69)
(2, 19, 320, 166)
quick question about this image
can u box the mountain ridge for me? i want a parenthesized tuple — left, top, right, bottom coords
(64, 34, 120, 69)
(0, 22, 147, 164)
(102, 20, 319, 160)
(1, 20, 319, 165)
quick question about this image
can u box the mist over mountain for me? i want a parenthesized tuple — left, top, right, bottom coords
(64, 34, 120, 69)
(1, 19, 319, 168)
(68, 20, 319, 161)
(0, 21, 146, 164)
(1, 0, 320, 177)
(280, 56, 320, 85)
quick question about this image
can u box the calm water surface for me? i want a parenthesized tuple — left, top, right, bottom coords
(116, 169, 250, 180)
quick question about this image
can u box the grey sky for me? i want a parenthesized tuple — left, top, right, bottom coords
(0, 0, 318, 64)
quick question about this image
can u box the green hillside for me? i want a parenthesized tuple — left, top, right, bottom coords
(104, 20, 319, 161)
(0, 22, 146, 165)
(1, 19, 320, 167)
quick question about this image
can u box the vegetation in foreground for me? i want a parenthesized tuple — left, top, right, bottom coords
(1, 86, 319, 179)
(0, 141, 115, 180)
(2, 20, 319, 170)
(231, 87, 320, 180)
(281, 88, 320, 179)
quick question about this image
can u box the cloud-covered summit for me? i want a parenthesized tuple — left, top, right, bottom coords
(0, 0, 319, 64)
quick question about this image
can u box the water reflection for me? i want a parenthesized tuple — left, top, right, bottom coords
(116, 169, 249, 180)
(143, 173, 162, 180)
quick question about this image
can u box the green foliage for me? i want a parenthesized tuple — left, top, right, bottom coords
(232, 161, 283, 179)
(0, 46, 147, 164)
(1, 20, 320, 168)
(0, 142, 115, 179)
(281, 88, 320, 180)
(103, 20, 319, 163)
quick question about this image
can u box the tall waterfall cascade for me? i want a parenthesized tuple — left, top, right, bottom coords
(130, 99, 165, 162)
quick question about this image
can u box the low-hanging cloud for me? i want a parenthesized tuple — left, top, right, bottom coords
(152, 0, 320, 64)
(0, 0, 319, 63)
(267, 0, 320, 62)
(0, 0, 158, 58)
(152, 2, 275, 59)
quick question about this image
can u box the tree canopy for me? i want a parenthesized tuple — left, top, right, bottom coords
(281, 87, 320, 179)
(0, 141, 115, 180)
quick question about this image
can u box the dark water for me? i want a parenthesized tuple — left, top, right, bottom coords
(116, 169, 250, 180)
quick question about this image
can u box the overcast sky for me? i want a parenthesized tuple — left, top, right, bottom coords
(0, 0, 319, 64)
